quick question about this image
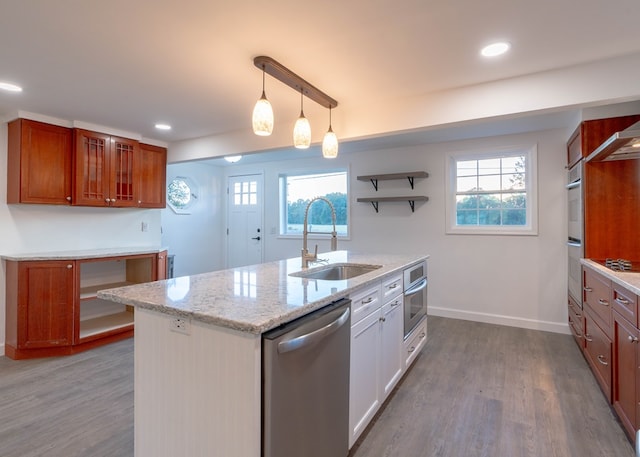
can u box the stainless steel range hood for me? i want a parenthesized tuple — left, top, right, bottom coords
(586, 121, 640, 162)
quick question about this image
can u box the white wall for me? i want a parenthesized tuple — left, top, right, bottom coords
(0, 122, 163, 356)
(179, 127, 568, 334)
(161, 162, 224, 277)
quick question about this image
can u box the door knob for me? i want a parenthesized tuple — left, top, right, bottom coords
(252, 236, 261, 241)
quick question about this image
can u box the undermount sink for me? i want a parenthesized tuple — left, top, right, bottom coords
(289, 263, 382, 281)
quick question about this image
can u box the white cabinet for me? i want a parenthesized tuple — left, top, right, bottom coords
(348, 274, 404, 448)
(404, 315, 428, 368)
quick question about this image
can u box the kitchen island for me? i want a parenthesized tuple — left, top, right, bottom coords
(98, 250, 427, 457)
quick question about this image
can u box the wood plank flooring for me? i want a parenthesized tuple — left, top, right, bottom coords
(0, 316, 635, 457)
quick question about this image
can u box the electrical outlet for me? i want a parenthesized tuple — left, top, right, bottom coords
(141, 221, 149, 232)
(170, 318, 190, 335)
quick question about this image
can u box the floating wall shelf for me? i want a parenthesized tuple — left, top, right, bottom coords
(357, 171, 429, 191)
(357, 196, 429, 213)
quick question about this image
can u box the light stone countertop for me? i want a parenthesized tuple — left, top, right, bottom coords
(581, 259, 640, 295)
(97, 250, 428, 335)
(1, 246, 167, 261)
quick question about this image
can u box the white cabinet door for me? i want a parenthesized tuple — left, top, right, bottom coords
(349, 307, 381, 448)
(380, 295, 404, 399)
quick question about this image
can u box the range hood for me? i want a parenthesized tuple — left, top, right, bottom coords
(587, 121, 640, 162)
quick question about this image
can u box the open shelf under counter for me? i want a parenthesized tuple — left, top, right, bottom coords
(79, 281, 134, 300)
(79, 311, 134, 340)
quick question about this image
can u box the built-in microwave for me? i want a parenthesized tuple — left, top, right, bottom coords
(403, 261, 427, 338)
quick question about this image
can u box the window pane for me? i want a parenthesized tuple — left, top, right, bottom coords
(478, 174, 500, 191)
(501, 156, 524, 174)
(457, 210, 478, 225)
(502, 193, 526, 209)
(456, 194, 477, 210)
(457, 176, 477, 192)
(479, 209, 501, 225)
(501, 173, 525, 190)
(457, 160, 477, 177)
(478, 158, 501, 176)
(502, 209, 526, 225)
(478, 194, 501, 209)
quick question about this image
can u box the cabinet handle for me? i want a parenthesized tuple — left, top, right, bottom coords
(629, 335, 639, 343)
(575, 313, 582, 318)
(597, 355, 608, 366)
(597, 299, 609, 306)
(111, 198, 116, 202)
(390, 300, 400, 307)
(408, 346, 416, 353)
(66, 196, 71, 201)
(66, 264, 73, 269)
(419, 332, 426, 339)
(105, 198, 111, 203)
(387, 283, 398, 290)
(615, 297, 630, 306)
(584, 333, 593, 342)
(583, 287, 593, 292)
(379, 316, 386, 323)
(361, 297, 374, 304)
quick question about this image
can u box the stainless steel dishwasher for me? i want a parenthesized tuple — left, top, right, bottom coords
(262, 298, 351, 457)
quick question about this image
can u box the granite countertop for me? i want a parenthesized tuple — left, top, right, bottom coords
(98, 250, 428, 335)
(1, 246, 167, 261)
(581, 259, 640, 295)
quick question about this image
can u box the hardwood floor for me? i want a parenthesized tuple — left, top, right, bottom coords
(0, 316, 635, 457)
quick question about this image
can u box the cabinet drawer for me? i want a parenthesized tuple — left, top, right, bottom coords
(611, 282, 638, 328)
(404, 316, 427, 369)
(583, 267, 612, 337)
(568, 296, 583, 348)
(350, 284, 381, 326)
(381, 274, 402, 301)
(584, 309, 612, 402)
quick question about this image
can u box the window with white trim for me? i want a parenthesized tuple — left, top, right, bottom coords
(279, 170, 349, 237)
(445, 145, 538, 235)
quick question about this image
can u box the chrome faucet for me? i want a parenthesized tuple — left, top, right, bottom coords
(301, 197, 338, 268)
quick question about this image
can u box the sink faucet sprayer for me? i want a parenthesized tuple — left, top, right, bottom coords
(301, 197, 337, 268)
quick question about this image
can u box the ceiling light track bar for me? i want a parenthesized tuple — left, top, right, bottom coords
(253, 56, 338, 109)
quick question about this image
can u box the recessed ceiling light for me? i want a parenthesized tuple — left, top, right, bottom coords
(155, 123, 171, 130)
(481, 42, 511, 57)
(0, 82, 23, 92)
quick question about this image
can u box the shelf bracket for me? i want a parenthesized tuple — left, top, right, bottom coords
(370, 201, 379, 213)
(369, 178, 379, 191)
(407, 176, 415, 189)
(408, 200, 415, 212)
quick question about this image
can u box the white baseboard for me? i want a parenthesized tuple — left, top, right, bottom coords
(0, 342, 5, 357)
(428, 306, 571, 335)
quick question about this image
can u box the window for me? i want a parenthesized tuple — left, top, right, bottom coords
(445, 145, 537, 235)
(279, 170, 349, 237)
(167, 176, 197, 214)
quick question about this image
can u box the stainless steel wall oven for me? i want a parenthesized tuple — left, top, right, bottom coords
(403, 261, 427, 338)
(567, 160, 583, 306)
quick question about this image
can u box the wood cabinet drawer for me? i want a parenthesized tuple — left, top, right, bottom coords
(381, 274, 402, 301)
(583, 267, 612, 337)
(584, 309, 612, 402)
(611, 282, 638, 329)
(350, 284, 381, 325)
(568, 296, 583, 348)
(612, 310, 639, 440)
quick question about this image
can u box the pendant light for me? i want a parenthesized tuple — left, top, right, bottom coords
(252, 65, 274, 136)
(293, 88, 311, 149)
(322, 106, 338, 158)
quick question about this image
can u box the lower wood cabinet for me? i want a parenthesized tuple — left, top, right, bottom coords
(583, 308, 612, 402)
(4, 249, 167, 360)
(613, 310, 639, 440)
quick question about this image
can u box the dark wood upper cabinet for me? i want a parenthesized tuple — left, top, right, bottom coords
(7, 118, 73, 204)
(138, 143, 167, 208)
(73, 129, 139, 207)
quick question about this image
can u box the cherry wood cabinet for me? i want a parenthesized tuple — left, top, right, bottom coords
(567, 295, 583, 347)
(4, 250, 166, 360)
(612, 310, 638, 440)
(73, 129, 139, 207)
(5, 260, 75, 358)
(7, 118, 72, 204)
(583, 308, 612, 402)
(568, 114, 640, 260)
(138, 143, 167, 208)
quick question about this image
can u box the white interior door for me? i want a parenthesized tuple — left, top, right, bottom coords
(227, 174, 263, 268)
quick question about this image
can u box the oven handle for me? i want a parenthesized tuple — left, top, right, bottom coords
(566, 180, 581, 190)
(567, 241, 582, 247)
(404, 278, 427, 297)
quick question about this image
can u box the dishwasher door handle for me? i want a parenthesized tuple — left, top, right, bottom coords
(278, 307, 350, 354)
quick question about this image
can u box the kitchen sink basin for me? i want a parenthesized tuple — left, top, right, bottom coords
(289, 263, 382, 280)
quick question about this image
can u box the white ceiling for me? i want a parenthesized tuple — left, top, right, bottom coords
(2, 0, 640, 160)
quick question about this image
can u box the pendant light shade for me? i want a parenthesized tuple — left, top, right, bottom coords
(252, 66, 274, 136)
(322, 106, 338, 158)
(293, 88, 311, 149)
